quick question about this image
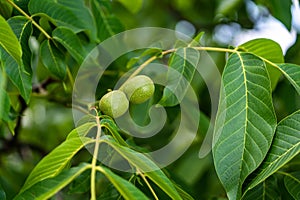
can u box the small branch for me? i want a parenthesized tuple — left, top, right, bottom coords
(6, 0, 52, 40)
(137, 169, 159, 200)
(90, 114, 102, 200)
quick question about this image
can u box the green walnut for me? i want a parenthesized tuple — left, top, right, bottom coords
(121, 75, 155, 104)
(99, 90, 129, 118)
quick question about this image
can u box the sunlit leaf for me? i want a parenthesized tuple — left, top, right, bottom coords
(118, 0, 143, 13)
(40, 40, 67, 79)
(97, 165, 148, 200)
(216, 0, 243, 15)
(284, 172, 300, 200)
(20, 136, 92, 192)
(213, 53, 277, 200)
(66, 121, 97, 139)
(239, 38, 284, 90)
(245, 110, 300, 191)
(159, 47, 199, 106)
(52, 27, 87, 64)
(0, 15, 22, 65)
(14, 163, 90, 200)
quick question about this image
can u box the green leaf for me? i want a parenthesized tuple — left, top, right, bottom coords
(0, 0, 13, 19)
(101, 118, 129, 147)
(104, 137, 182, 199)
(0, 182, 6, 200)
(213, 53, 277, 200)
(14, 163, 90, 200)
(40, 40, 67, 79)
(159, 47, 199, 106)
(20, 136, 92, 192)
(91, 0, 124, 41)
(68, 169, 90, 194)
(1, 49, 32, 103)
(0, 15, 22, 65)
(97, 166, 148, 200)
(52, 27, 87, 64)
(276, 63, 300, 95)
(216, 0, 243, 15)
(7, 16, 33, 73)
(28, 0, 97, 41)
(284, 172, 300, 200)
(242, 176, 279, 200)
(66, 121, 97, 139)
(188, 31, 204, 47)
(238, 38, 284, 90)
(118, 0, 143, 13)
(126, 48, 162, 69)
(244, 110, 300, 191)
(0, 66, 10, 122)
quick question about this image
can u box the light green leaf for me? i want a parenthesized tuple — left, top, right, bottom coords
(28, 0, 97, 41)
(104, 137, 182, 200)
(159, 47, 199, 106)
(244, 110, 300, 191)
(276, 63, 300, 95)
(188, 31, 204, 47)
(8, 16, 33, 73)
(118, 0, 143, 13)
(239, 38, 284, 90)
(0, 15, 22, 66)
(213, 53, 277, 200)
(216, 0, 243, 15)
(14, 163, 90, 200)
(52, 27, 87, 64)
(97, 166, 148, 200)
(40, 40, 67, 79)
(20, 136, 92, 192)
(66, 121, 97, 139)
(91, 0, 124, 41)
(242, 176, 279, 200)
(101, 118, 128, 147)
(126, 48, 162, 69)
(0, 66, 10, 122)
(284, 172, 300, 200)
(1, 49, 32, 103)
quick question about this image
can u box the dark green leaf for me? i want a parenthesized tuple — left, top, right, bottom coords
(0, 0, 13, 19)
(1, 49, 31, 103)
(242, 176, 280, 200)
(97, 166, 148, 200)
(28, 0, 97, 41)
(0, 180, 6, 200)
(104, 137, 182, 199)
(91, 0, 125, 41)
(0, 15, 22, 65)
(245, 110, 300, 191)
(40, 40, 67, 79)
(0, 66, 10, 122)
(7, 16, 33, 73)
(213, 53, 277, 200)
(14, 163, 90, 200)
(276, 63, 300, 95)
(20, 136, 92, 192)
(284, 172, 300, 200)
(239, 38, 284, 90)
(68, 169, 90, 194)
(52, 27, 87, 64)
(159, 47, 199, 106)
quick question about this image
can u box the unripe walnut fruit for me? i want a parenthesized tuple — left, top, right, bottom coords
(121, 75, 155, 104)
(99, 90, 129, 118)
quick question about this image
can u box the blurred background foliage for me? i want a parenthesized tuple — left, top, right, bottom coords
(0, 0, 299, 199)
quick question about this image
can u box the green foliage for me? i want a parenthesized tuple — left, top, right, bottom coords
(0, 0, 299, 200)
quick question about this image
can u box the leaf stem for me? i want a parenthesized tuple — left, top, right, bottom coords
(6, 0, 52, 40)
(137, 169, 159, 200)
(90, 114, 102, 200)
